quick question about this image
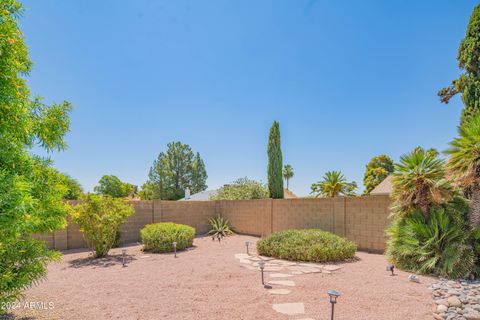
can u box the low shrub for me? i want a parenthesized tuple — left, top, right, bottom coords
(256, 229, 356, 262)
(72, 194, 134, 258)
(141, 222, 195, 253)
(386, 199, 474, 278)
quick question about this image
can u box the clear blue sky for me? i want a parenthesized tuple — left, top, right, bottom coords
(22, 0, 477, 196)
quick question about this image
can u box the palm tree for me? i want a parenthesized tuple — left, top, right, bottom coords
(283, 164, 294, 190)
(310, 171, 357, 198)
(392, 148, 453, 216)
(445, 114, 480, 228)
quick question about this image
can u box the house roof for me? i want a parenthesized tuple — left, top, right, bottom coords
(178, 189, 218, 201)
(370, 175, 393, 195)
(284, 189, 297, 199)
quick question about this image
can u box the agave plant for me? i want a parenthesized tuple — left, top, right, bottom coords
(391, 148, 453, 216)
(445, 113, 480, 228)
(310, 171, 357, 198)
(208, 216, 233, 239)
(386, 199, 474, 278)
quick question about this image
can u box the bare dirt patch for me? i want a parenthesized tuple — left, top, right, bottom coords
(5, 235, 435, 320)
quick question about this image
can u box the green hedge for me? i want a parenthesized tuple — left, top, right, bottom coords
(140, 222, 195, 253)
(256, 229, 356, 262)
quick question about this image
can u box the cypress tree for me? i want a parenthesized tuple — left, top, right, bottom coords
(268, 121, 284, 198)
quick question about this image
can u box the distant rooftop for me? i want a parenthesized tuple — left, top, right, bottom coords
(370, 175, 392, 195)
(178, 189, 218, 201)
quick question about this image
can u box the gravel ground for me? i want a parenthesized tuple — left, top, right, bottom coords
(4, 235, 435, 320)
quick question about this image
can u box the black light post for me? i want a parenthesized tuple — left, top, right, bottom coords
(386, 264, 395, 276)
(122, 249, 127, 267)
(327, 290, 341, 320)
(245, 241, 250, 255)
(258, 260, 265, 285)
(173, 242, 177, 258)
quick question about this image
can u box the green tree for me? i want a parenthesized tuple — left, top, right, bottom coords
(363, 155, 394, 194)
(391, 148, 453, 216)
(191, 152, 208, 194)
(283, 164, 294, 190)
(445, 114, 480, 228)
(72, 194, 134, 258)
(147, 141, 208, 200)
(0, 0, 72, 308)
(310, 171, 357, 198)
(211, 178, 269, 200)
(268, 121, 284, 198)
(138, 181, 155, 200)
(439, 4, 480, 124)
(94, 175, 134, 198)
(60, 173, 84, 200)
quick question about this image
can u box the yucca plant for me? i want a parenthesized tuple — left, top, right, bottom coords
(391, 148, 453, 216)
(386, 199, 474, 278)
(208, 216, 233, 239)
(446, 113, 480, 228)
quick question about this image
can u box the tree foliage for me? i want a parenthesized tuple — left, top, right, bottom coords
(268, 121, 284, 198)
(211, 177, 268, 200)
(363, 155, 394, 194)
(283, 164, 294, 190)
(147, 141, 208, 200)
(310, 171, 357, 198)
(94, 175, 135, 198)
(439, 4, 480, 124)
(0, 0, 72, 308)
(391, 148, 453, 216)
(72, 194, 134, 258)
(60, 173, 83, 200)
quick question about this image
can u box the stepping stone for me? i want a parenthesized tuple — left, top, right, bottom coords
(299, 262, 323, 268)
(291, 271, 303, 275)
(259, 256, 275, 261)
(299, 267, 322, 274)
(140, 255, 150, 258)
(247, 257, 262, 261)
(269, 273, 293, 278)
(269, 289, 291, 295)
(235, 253, 250, 259)
(269, 280, 295, 287)
(272, 303, 305, 315)
(239, 259, 251, 264)
(323, 265, 341, 272)
(270, 260, 296, 266)
(264, 266, 284, 272)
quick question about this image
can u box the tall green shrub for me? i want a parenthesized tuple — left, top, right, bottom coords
(0, 0, 72, 309)
(210, 177, 268, 200)
(141, 223, 195, 253)
(268, 121, 284, 199)
(72, 194, 134, 258)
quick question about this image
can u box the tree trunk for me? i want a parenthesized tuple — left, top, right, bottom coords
(417, 187, 429, 216)
(469, 185, 480, 229)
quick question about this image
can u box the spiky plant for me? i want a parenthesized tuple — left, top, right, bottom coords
(386, 199, 474, 278)
(445, 113, 480, 228)
(310, 171, 357, 198)
(391, 148, 453, 216)
(208, 216, 233, 239)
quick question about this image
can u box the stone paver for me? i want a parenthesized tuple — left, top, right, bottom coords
(323, 265, 341, 271)
(269, 280, 295, 287)
(269, 289, 291, 295)
(269, 273, 293, 278)
(272, 302, 305, 315)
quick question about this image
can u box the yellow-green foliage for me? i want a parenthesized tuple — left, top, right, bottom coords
(257, 229, 356, 262)
(72, 194, 134, 258)
(141, 222, 195, 253)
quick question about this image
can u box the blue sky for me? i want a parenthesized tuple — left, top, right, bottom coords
(22, 0, 477, 196)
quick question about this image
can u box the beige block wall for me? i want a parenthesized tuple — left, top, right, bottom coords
(36, 196, 393, 253)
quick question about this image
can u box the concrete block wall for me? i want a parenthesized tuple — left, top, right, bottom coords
(36, 195, 392, 253)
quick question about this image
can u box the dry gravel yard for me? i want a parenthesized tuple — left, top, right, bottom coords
(4, 235, 435, 320)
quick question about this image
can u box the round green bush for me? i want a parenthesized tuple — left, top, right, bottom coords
(256, 229, 356, 262)
(140, 222, 195, 253)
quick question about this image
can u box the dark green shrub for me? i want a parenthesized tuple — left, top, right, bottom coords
(387, 199, 474, 278)
(141, 222, 195, 253)
(256, 229, 356, 262)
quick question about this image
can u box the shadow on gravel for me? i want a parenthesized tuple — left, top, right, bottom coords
(68, 253, 137, 269)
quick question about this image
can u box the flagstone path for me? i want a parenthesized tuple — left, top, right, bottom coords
(234, 252, 342, 319)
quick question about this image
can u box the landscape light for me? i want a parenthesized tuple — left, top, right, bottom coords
(173, 242, 177, 258)
(327, 290, 341, 320)
(258, 260, 265, 285)
(386, 264, 395, 276)
(245, 241, 250, 255)
(122, 249, 127, 267)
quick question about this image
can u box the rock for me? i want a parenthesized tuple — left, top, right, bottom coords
(323, 265, 341, 272)
(269, 280, 296, 287)
(437, 305, 448, 313)
(448, 296, 462, 308)
(272, 303, 305, 315)
(269, 289, 291, 295)
(465, 311, 480, 320)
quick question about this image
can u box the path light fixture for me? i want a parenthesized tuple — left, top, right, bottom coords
(327, 290, 341, 320)
(173, 242, 177, 258)
(258, 260, 265, 285)
(122, 249, 127, 267)
(245, 241, 250, 255)
(386, 264, 395, 276)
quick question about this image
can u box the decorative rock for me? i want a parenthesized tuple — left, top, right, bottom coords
(448, 296, 462, 308)
(269, 289, 291, 295)
(323, 265, 341, 272)
(272, 303, 305, 315)
(437, 305, 448, 313)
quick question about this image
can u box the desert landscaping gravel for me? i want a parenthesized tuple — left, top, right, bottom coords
(4, 235, 436, 320)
